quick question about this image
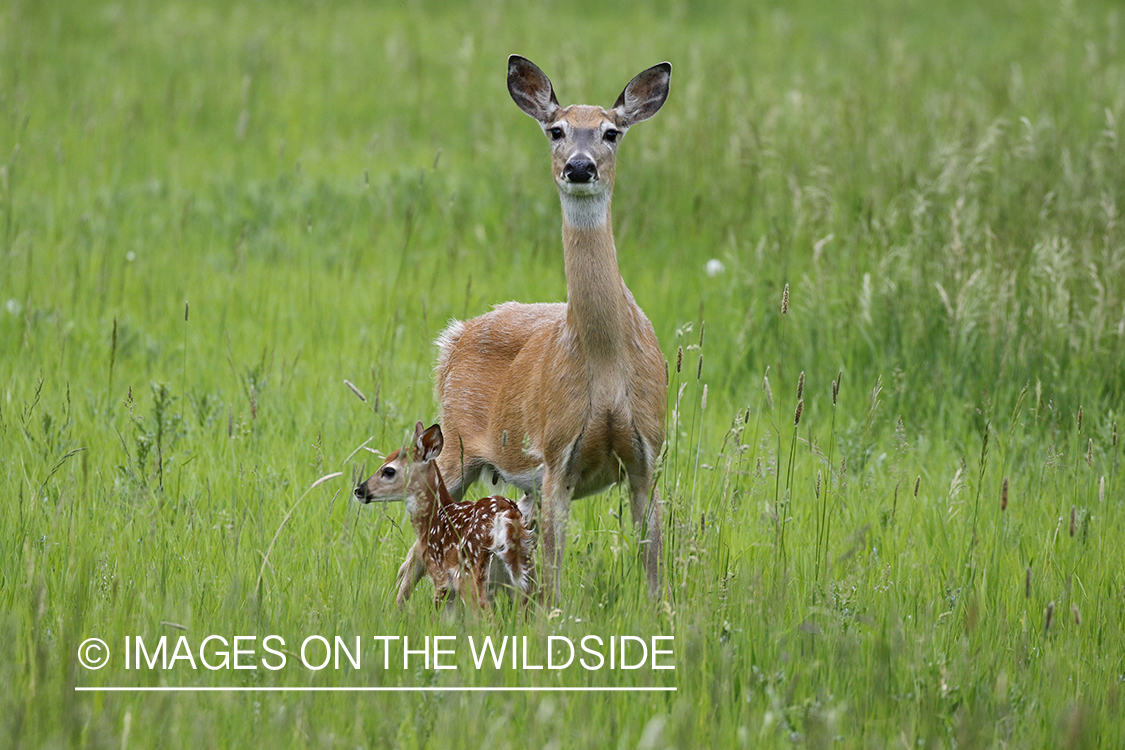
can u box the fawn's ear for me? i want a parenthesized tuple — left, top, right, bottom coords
(415, 423, 444, 463)
(508, 55, 560, 124)
(612, 62, 671, 128)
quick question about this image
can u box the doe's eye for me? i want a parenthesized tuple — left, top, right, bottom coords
(548, 127, 564, 141)
(604, 129, 620, 143)
(381, 466, 396, 479)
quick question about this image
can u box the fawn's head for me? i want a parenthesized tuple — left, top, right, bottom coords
(507, 55, 670, 201)
(354, 422, 443, 514)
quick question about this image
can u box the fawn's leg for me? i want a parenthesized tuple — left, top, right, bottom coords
(395, 541, 426, 607)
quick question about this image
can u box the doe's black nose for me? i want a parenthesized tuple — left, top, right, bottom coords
(354, 482, 370, 501)
(563, 158, 597, 183)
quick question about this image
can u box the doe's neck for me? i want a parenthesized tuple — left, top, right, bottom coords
(559, 190, 633, 362)
(560, 189, 612, 232)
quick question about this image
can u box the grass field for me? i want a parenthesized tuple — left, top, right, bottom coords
(3, 0, 1124, 747)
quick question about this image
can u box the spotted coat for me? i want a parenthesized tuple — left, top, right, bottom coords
(355, 422, 534, 611)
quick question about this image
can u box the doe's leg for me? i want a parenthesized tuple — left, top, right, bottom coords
(538, 473, 573, 605)
(629, 475, 664, 599)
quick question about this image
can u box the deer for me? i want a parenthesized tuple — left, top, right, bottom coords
(355, 422, 534, 612)
(394, 55, 671, 605)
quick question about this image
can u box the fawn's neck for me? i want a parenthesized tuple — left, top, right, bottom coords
(560, 191, 632, 364)
(409, 465, 456, 543)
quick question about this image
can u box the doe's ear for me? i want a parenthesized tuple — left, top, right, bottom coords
(415, 423, 444, 463)
(508, 55, 560, 124)
(612, 62, 671, 128)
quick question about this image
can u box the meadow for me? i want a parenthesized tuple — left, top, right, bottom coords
(2, 0, 1123, 747)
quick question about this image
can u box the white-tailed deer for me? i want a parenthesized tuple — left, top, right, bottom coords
(397, 56, 670, 604)
(355, 422, 534, 611)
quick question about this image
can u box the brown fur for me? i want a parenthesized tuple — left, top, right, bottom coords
(400, 56, 672, 604)
(356, 423, 533, 612)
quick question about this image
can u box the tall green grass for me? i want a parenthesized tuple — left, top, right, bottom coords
(2, 0, 1123, 747)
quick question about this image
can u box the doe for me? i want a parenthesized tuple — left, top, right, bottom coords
(397, 56, 671, 604)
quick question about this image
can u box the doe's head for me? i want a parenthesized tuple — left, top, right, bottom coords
(507, 55, 671, 198)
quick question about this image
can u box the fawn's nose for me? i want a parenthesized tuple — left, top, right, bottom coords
(563, 158, 597, 183)
(354, 482, 371, 502)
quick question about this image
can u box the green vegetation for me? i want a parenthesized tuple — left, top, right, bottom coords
(2, 0, 1122, 746)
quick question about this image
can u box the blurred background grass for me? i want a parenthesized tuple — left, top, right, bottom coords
(2, 0, 1123, 747)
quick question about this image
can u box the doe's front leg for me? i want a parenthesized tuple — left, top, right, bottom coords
(630, 475, 664, 600)
(537, 474, 574, 605)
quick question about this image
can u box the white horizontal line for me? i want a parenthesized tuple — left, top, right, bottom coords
(75, 686, 675, 693)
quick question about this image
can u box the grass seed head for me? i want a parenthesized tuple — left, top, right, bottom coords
(1069, 505, 1076, 537)
(1086, 438, 1093, 466)
(797, 370, 805, 401)
(1001, 476, 1009, 511)
(1077, 406, 1083, 433)
(697, 354, 703, 380)
(344, 379, 367, 403)
(794, 399, 804, 426)
(832, 370, 841, 405)
(1025, 566, 1031, 598)
(1100, 476, 1106, 504)
(763, 369, 774, 411)
(676, 345, 683, 373)
(781, 283, 789, 315)
(914, 475, 920, 497)
(1045, 601, 1054, 634)
(674, 382, 687, 415)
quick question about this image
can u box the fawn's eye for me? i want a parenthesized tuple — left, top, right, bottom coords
(381, 466, 396, 479)
(604, 129, 620, 143)
(548, 127, 564, 141)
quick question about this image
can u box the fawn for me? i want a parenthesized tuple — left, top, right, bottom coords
(395, 56, 671, 604)
(355, 422, 534, 611)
